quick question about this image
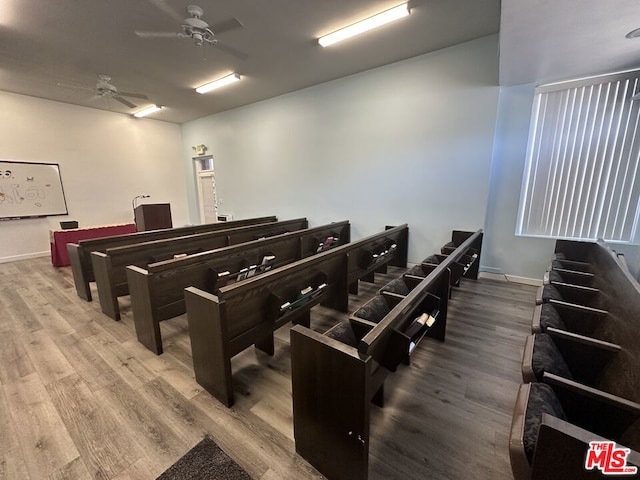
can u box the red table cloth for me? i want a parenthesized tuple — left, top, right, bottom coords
(50, 223, 137, 267)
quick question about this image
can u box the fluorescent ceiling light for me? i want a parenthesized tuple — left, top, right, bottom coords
(196, 73, 241, 94)
(318, 3, 410, 47)
(133, 105, 162, 118)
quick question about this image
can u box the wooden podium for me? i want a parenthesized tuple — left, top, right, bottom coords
(134, 203, 172, 231)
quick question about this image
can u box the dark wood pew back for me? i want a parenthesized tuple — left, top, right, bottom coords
(289, 230, 481, 480)
(126, 221, 350, 354)
(359, 229, 482, 364)
(583, 241, 640, 404)
(184, 224, 409, 407)
(90, 218, 308, 320)
(511, 239, 640, 480)
(67, 215, 277, 301)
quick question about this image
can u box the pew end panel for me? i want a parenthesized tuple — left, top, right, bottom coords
(127, 265, 163, 355)
(67, 242, 92, 301)
(291, 325, 371, 480)
(185, 247, 351, 406)
(90, 251, 122, 321)
(185, 286, 234, 407)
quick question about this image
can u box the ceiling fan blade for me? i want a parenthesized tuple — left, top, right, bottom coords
(208, 17, 244, 36)
(57, 82, 94, 91)
(214, 41, 248, 61)
(135, 30, 179, 38)
(119, 92, 149, 100)
(145, 0, 184, 22)
(114, 96, 137, 109)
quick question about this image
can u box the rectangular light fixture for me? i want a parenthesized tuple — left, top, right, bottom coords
(318, 3, 410, 47)
(196, 73, 241, 94)
(133, 105, 162, 118)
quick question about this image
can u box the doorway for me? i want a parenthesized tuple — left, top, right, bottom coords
(194, 155, 218, 224)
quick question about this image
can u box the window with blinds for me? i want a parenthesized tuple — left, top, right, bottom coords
(516, 70, 640, 243)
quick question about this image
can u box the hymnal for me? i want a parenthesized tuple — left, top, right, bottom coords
(246, 265, 258, 278)
(260, 255, 276, 271)
(236, 267, 249, 281)
(405, 312, 436, 339)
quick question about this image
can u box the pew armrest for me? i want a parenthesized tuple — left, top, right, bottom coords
(509, 383, 532, 480)
(531, 413, 640, 480)
(546, 327, 620, 352)
(543, 372, 640, 437)
(521, 334, 536, 383)
(548, 299, 607, 316)
(545, 328, 620, 384)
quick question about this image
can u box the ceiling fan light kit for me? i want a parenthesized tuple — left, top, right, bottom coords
(135, 4, 247, 59)
(626, 27, 640, 39)
(133, 105, 163, 118)
(58, 74, 149, 109)
(318, 3, 410, 47)
(196, 73, 241, 94)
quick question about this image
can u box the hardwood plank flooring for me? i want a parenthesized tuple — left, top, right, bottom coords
(0, 256, 535, 479)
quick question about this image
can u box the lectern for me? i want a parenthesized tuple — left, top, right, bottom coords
(134, 203, 172, 231)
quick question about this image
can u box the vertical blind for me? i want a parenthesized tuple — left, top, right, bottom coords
(517, 71, 640, 243)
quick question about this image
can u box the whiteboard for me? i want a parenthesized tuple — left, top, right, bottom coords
(0, 161, 69, 220)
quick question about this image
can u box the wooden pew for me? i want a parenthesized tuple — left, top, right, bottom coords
(290, 231, 482, 480)
(183, 224, 409, 407)
(510, 386, 640, 480)
(439, 229, 483, 280)
(90, 218, 308, 320)
(510, 239, 640, 479)
(126, 220, 350, 354)
(67, 215, 277, 301)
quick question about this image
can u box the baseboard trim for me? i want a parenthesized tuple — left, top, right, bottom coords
(479, 271, 542, 286)
(0, 251, 49, 264)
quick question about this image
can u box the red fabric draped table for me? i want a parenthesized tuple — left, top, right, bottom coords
(50, 223, 137, 267)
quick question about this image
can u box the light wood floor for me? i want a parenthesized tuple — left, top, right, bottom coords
(0, 257, 536, 480)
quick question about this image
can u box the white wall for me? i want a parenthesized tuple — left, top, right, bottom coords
(482, 84, 555, 280)
(181, 36, 500, 264)
(0, 91, 189, 262)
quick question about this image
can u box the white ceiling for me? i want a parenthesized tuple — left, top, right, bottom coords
(0, 0, 500, 124)
(499, 0, 640, 86)
(2, 1, 638, 125)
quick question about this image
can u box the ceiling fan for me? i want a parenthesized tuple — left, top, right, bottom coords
(58, 75, 149, 108)
(135, 4, 248, 60)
